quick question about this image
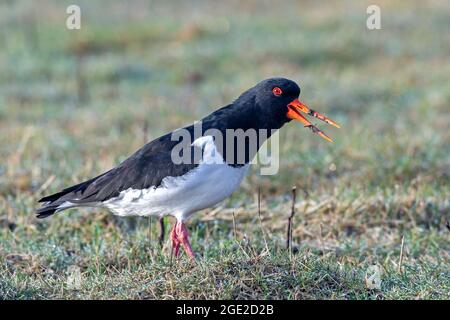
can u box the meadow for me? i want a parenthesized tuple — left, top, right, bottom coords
(0, 0, 448, 299)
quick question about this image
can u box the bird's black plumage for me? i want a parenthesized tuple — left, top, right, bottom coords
(37, 131, 200, 218)
(37, 78, 301, 218)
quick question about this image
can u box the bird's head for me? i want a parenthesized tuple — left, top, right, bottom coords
(248, 77, 340, 142)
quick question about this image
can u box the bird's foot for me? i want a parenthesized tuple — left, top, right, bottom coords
(171, 221, 195, 260)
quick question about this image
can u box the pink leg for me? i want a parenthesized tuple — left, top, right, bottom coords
(171, 224, 180, 258)
(176, 221, 195, 259)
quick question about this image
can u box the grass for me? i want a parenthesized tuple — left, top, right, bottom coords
(0, 0, 449, 299)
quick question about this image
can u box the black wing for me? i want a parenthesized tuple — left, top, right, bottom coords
(37, 127, 200, 218)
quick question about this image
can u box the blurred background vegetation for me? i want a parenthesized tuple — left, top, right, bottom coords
(0, 0, 448, 299)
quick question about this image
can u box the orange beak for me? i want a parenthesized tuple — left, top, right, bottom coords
(287, 99, 340, 142)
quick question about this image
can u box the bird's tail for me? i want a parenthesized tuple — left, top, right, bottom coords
(35, 201, 72, 219)
(36, 177, 99, 219)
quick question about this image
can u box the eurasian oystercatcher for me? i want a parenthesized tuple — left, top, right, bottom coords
(37, 78, 339, 259)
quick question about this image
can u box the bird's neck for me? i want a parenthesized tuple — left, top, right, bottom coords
(197, 102, 284, 166)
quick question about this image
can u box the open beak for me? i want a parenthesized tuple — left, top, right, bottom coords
(287, 99, 340, 142)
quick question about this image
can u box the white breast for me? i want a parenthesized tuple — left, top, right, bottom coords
(103, 136, 250, 221)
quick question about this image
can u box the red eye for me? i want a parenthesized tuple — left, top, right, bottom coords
(272, 87, 282, 96)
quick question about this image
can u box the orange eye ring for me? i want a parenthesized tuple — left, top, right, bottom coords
(272, 87, 282, 96)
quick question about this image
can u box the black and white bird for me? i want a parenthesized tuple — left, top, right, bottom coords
(37, 78, 339, 259)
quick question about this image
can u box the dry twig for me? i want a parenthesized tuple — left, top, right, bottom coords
(398, 235, 405, 273)
(286, 186, 297, 254)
